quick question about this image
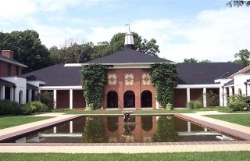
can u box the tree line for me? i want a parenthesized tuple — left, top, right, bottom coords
(0, 30, 159, 73)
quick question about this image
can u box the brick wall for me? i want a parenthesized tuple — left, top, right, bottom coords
(190, 89, 202, 100)
(1, 50, 14, 59)
(57, 90, 69, 108)
(103, 68, 156, 109)
(173, 89, 187, 107)
(0, 61, 22, 77)
(73, 90, 86, 108)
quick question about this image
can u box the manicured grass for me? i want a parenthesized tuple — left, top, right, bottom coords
(0, 152, 250, 161)
(0, 116, 53, 129)
(205, 114, 250, 127)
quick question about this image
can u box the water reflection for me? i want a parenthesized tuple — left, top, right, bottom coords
(82, 117, 107, 143)
(7, 115, 237, 143)
(153, 116, 179, 142)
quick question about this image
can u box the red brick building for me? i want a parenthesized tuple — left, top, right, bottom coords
(23, 32, 243, 109)
(0, 50, 38, 104)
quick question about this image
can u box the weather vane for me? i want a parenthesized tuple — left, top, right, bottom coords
(125, 18, 131, 32)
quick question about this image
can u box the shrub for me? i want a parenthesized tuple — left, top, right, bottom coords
(35, 91, 54, 109)
(0, 100, 22, 115)
(198, 90, 219, 107)
(227, 100, 247, 111)
(187, 100, 202, 109)
(22, 101, 48, 115)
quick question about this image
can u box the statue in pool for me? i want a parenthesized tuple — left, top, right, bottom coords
(123, 112, 131, 123)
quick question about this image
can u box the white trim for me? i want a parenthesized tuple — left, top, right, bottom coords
(53, 90, 57, 109)
(65, 62, 176, 67)
(40, 86, 82, 90)
(187, 88, 190, 103)
(69, 89, 73, 109)
(111, 64, 151, 69)
(175, 84, 220, 89)
(64, 64, 82, 67)
(203, 88, 207, 107)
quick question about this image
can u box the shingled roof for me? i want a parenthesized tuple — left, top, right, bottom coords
(0, 54, 27, 68)
(176, 63, 243, 84)
(0, 78, 15, 86)
(23, 64, 82, 86)
(85, 48, 173, 64)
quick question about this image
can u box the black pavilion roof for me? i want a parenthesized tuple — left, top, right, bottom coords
(176, 63, 243, 84)
(23, 64, 82, 86)
(86, 48, 173, 64)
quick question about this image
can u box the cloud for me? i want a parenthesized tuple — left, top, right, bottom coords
(0, 0, 37, 22)
(1, 1, 249, 63)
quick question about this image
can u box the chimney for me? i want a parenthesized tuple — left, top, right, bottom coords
(1, 50, 14, 59)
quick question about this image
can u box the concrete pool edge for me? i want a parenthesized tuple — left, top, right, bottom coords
(0, 114, 250, 153)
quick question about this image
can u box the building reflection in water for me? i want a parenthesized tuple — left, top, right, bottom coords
(13, 115, 232, 143)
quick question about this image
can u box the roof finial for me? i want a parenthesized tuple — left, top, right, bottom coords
(125, 18, 131, 32)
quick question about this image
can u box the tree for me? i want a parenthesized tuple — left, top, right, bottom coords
(233, 49, 250, 66)
(199, 59, 211, 63)
(59, 39, 94, 63)
(0, 30, 51, 73)
(49, 46, 61, 64)
(184, 58, 198, 63)
(184, 58, 211, 63)
(91, 41, 113, 59)
(92, 32, 160, 59)
(227, 0, 250, 7)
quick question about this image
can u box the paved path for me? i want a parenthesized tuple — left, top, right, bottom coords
(0, 112, 250, 153)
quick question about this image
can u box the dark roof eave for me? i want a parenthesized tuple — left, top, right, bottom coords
(80, 62, 176, 66)
(0, 57, 27, 68)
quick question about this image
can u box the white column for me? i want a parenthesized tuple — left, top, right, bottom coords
(187, 88, 190, 103)
(69, 89, 73, 109)
(10, 87, 14, 101)
(187, 121, 191, 132)
(224, 88, 227, 107)
(246, 83, 248, 96)
(156, 100, 160, 109)
(203, 88, 207, 107)
(219, 87, 224, 106)
(0, 86, 5, 100)
(69, 121, 73, 133)
(53, 90, 57, 109)
(229, 86, 233, 96)
(53, 127, 57, 134)
(28, 89, 32, 102)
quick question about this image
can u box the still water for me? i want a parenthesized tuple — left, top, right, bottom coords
(11, 115, 237, 143)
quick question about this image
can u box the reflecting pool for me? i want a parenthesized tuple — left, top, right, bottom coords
(8, 115, 238, 143)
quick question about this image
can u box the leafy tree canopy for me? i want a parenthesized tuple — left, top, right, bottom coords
(183, 58, 211, 63)
(233, 49, 250, 66)
(0, 30, 51, 73)
(227, 0, 250, 7)
(92, 32, 160, 59)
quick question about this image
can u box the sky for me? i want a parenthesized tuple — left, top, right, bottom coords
(0, 0, 250, 63)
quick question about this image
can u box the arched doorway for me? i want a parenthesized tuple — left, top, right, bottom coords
(124, 90, 135, 108)
(141, 90, 152, 108)
(19, 90, 23, 104)
(107, 91, 118, 108)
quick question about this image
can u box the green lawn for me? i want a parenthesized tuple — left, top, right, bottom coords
(0, 152, 249, 161)
(0, 116, 53, 129)
(205, 114, 250, 127)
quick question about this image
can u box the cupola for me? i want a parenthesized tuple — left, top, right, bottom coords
(124, 32, 135, 49)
